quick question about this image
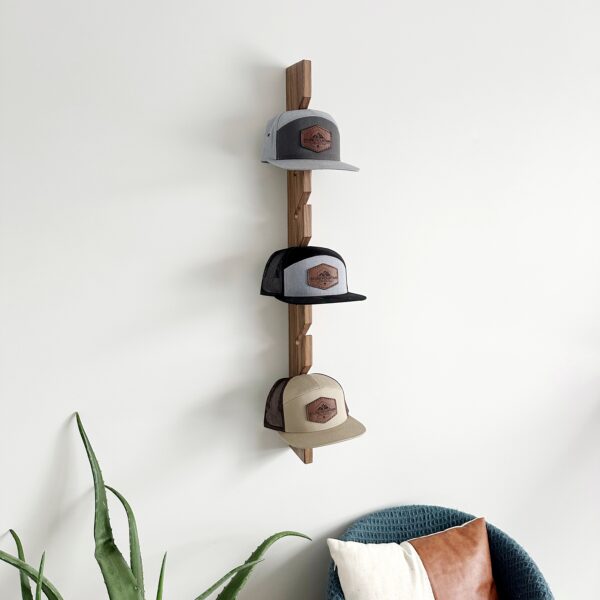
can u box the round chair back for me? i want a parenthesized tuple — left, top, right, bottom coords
(327, 505, 554, 600)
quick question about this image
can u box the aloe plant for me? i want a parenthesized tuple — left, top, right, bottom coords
(1, 414, 310, 599)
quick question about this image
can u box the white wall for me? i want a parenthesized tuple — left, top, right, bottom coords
(1, 1, 599, 598)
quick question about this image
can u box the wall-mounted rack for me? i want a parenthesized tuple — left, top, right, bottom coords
(286, 59, 314, 464)
(265, 59, 365, 463)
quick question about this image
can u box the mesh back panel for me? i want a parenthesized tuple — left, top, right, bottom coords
(264, 378, 289, 431)
(261, 250, 286, 295)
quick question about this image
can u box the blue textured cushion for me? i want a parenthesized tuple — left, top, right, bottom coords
(327, 505, 554, 600)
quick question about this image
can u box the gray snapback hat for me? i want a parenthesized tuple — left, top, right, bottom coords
(261, 109, 359, 171)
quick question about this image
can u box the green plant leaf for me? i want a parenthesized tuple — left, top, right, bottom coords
(106, 485, 145, 596)
(216, 531, 310, 600)
(35, 553, 45, 600)
(9, 530, 34, 600)
(0, 550, 64, 600)
(156, 553, 167, 600)
(193, 560, 262, 600)
(76, 413, 142, 600)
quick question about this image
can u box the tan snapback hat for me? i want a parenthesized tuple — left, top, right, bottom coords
(264, 374, 366, 449)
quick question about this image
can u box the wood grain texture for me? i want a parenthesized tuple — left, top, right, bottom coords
(286, 59, 311, 110)
(287, 305, 313, 463)
(288, 305, 313, 376)
(290, 446, 313, 464)
(287, 171, 312, 247)
(286, 59, 313, 464)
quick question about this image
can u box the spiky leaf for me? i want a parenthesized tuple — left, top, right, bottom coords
(76, 413, 142, 600)
(9, 530, 33, 600)
(106, 486, 145, 595)
(216, 531, 310, 600)
(156, 553, 167, 600)
(193, 560, 262, 600)
(35, 553, 45, 600)
(0, 550, 64, 600)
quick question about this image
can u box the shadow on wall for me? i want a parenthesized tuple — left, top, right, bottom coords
(182, 57, 284, 161)
(240, 520, 353, 600)
(3, 416, 80, 545)
(513, 389, 600, 592)
(166, 58, 295, 471)
(92, 58, 288, 352)
(83, 57, 296, 495)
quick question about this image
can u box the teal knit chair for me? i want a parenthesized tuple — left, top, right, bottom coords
(327, 505, 554, 600)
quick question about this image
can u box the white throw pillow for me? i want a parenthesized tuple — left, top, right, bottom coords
(328, 518, 498, 600)
(327, 539, 435, 600)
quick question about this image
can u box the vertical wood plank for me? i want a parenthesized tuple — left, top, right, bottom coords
(287, 171, 312, 247)
(288, 305, 313, 375)
(286, 59, 313, 464)
(286, 59, 312, 110)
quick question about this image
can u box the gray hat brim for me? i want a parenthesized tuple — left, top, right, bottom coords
(278, 415, 366, 449)
(265, 159, 359, 172)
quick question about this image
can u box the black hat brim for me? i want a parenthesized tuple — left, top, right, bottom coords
(273, 292, 366, 305)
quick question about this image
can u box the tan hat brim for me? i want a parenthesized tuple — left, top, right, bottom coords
(278, 416, 366, 449)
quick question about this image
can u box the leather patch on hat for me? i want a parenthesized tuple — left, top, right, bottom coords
(307, 263, 339, 290)
(306, 397, 337, 423)
(300, 125, 332, 153)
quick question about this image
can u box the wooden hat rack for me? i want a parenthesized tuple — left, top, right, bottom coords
(286, 59, 314, 464)
(264, 59, 361, 464)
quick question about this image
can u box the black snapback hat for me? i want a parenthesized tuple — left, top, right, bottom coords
(260, 246, 366, 305)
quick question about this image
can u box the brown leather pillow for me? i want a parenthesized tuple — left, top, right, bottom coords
(409, 518, 498, 600)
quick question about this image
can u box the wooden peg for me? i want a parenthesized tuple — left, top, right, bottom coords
(287, 171, 312, 247)
(289, 305, 313, 375)
(286, 59, 311, 110)
(286, 60, 314, 464)
(291, 446, 313, 463)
